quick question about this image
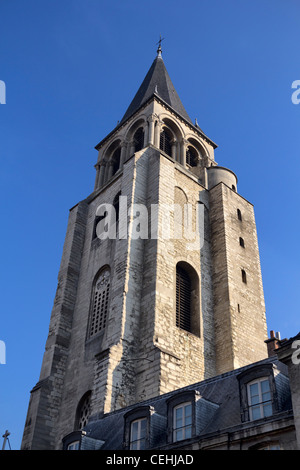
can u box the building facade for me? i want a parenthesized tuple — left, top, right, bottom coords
(61, 351, 298, 451)
(22, 45, 271, 450)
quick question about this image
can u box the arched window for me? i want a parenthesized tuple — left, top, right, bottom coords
(111, 147, 121, 176)
(160, 128, 172, 157)
(176, 262, 200, 336)
(186, 146, 198, 167)
(237, 208, 242, 221)
(133, 127, 144, 152)
(75, 392, 91, 430)
(113, 191, 121, 224)
(176, 265, 192, 332)
(88, 267, 110, 337)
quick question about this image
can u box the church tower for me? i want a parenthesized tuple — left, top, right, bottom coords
(21, 44, 268, 450)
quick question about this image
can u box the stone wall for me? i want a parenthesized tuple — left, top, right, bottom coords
(209, 183, 268, 374)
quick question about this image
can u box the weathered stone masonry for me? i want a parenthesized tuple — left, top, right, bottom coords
(21, 48, 268, 449)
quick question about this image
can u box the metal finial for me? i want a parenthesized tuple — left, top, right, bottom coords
(156, 34, 165, 57)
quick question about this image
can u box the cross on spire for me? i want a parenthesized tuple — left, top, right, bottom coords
(156, 34, 165, 57)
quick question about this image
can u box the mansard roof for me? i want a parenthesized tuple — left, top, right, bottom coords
(120, 50, 193, 125)
(77, 357, 292, 450)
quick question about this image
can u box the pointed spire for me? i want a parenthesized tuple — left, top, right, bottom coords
(119, 41, 192, 125)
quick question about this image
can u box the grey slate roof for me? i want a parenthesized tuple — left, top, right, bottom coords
(82, 357, 292, 450)
(95, 52, 218, 151)
(120, 54, 193, 125)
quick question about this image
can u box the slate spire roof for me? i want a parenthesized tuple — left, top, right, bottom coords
(120, 45, 193, 125)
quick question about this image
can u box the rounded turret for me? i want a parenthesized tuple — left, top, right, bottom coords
(207, 166, 238, 192)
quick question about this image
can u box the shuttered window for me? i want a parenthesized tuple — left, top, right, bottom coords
(176, 266, 192, 332)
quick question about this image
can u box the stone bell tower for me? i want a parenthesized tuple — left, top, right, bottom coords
(21, 44, 268, 450)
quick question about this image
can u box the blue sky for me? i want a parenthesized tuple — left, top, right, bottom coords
(0, 0, 300, 450)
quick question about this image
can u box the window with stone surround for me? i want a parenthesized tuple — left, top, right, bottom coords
(113, 191, 121, 225)
(176, 262, 200, 336)
(133, 127, 144, 152)
(186, 145, 198, 167)
(111, 147, 121, 176)
(176, 265, 191, 332)
(88, 267, 110, 338)
(75, 391, 92, 430)
(160, 127, 172, 157)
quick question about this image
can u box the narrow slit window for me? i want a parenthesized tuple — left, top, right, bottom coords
(176, 266, 192, 333)
(237, 208, 242, 221)
(239, 237, 245, 248)
(113, 191, 121, 224)
(241, 269, 247, 284)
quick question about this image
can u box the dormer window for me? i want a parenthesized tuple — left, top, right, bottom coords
(173, 402, 192, 442)
(236, 363, 289, 423)
(123, 406, 153, 450)
(67, 441, 80, 450)
(166, 391, 199, 444)
(130, 418, 147, 450)
(247, 378, 272, 421)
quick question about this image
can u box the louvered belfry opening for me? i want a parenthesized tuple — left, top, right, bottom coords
(186, 146, 198, 167)
(134, 127, 144, 152)
(160, 128, 172, 157)
(176, 265, 192, 332)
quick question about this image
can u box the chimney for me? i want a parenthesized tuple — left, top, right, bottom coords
(265, 330, 281, 357)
